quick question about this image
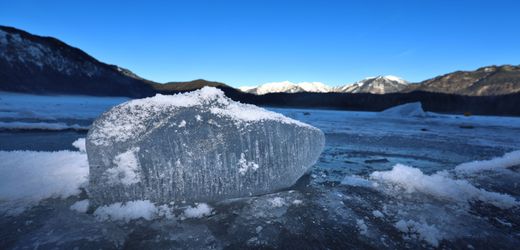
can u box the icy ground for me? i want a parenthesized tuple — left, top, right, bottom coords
(1, 94, 520, 249)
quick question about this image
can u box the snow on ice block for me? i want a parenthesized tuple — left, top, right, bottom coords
(86, 87, 325, 206)
(379, 102, 430, 118)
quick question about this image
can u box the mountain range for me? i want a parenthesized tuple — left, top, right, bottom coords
(240, 66, 520, 96)
(1, 25, 520, 115)
(240, 76, 409, 95)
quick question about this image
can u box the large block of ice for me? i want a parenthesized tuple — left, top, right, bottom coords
(86, 87, 324, 206)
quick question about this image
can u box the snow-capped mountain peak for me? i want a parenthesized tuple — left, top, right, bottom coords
(239, 76, 408, 95)
(379, 75, 407, 84)
(340, 75, 408, 94)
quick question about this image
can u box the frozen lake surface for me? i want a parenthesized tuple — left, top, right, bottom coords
(1, 93, 520, 249)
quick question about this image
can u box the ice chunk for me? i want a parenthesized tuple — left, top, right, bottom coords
(87, 87, 325, 206)
(379, 102, 430, 118)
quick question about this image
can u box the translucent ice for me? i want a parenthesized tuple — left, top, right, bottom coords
(86, 87, 325, 206)
(379, 102, 430, 117)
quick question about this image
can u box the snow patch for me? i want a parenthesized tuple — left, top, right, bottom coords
(383, 75, 408, 84)
(455, 150, 520, 174)
(0, 150, 88, 215)
(72, 138, 86, 152)
(268, 197, 286, 207)
(241, 81, 331, 95)
(292, 199, 303, 205)
(94, 200, 158, 222)
(104, 147, 141, 185)
(237, 153, 259, 175)
(70, 199, 89, 213)
(183, 203, 213, 218)
(370, 164, 518, 209)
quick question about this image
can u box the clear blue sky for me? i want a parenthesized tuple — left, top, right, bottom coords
(1, 0, 519, 87)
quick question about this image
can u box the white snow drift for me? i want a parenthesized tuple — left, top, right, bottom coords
(370, 164, 518, 209)
(0, 149, 88, 215)
(455, 150, 520, 174)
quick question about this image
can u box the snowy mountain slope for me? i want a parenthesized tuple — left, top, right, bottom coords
(404, 65, 520, 96)
(335, 75, 409, 94)
(0, 25, 155, 97)
(239, 81, 332, 95)
(240, 76, 408, 95)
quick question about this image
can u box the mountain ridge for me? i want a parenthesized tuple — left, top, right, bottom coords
(403, 65, 520, 96)
(0, 25, 157, 97)
(240, 76, 409, 95)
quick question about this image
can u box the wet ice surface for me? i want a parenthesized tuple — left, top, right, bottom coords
(1, 104, 520, 249)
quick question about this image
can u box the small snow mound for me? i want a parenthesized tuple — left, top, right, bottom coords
(292, 199, 303, 205)
(94, 200, 157, 222)
(379, 102, 429, 118)
(72, 138, 86, 152)
(183, 203, 213, 218)
(70, 199, 89, 213)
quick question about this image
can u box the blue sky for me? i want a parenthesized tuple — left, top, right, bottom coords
(1, 0, 519, 87)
